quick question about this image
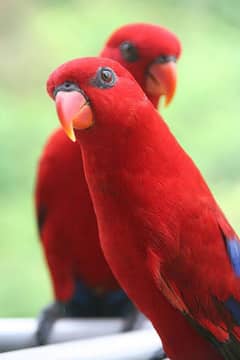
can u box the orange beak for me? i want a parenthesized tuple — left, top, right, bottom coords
(146, 59, 177, 107)
(55, 91, 93, 142)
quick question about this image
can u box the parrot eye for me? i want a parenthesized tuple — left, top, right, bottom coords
(120, 41, 139, 62)
(101, 69, 114, 83)
(92, 67, 117, 89)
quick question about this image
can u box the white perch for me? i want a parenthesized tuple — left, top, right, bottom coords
(0, 317, 152, 352)
(0, 328, 163, 360)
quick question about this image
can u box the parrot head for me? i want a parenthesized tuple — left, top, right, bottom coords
(101, 23, 181, 107)
(47, 57, 149, 142)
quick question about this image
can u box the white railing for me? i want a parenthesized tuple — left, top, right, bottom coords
(0, 318, 131, 351)
(0, 327, 164, 360)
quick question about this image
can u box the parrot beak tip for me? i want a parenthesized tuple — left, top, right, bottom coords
(146, 60, 177, 107)
(55, 91, 93, 141)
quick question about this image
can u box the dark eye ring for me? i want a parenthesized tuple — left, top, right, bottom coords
(120, 41, 139, 62)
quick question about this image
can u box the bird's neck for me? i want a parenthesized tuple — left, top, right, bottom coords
(80, 106, 183, 179)
(79, 107, 188, 253)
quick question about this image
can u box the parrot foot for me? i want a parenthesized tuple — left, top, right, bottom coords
(121, 308, 146, 332)
(121, 307, 143, 332)
(149, 348, 167, 360)
(35, 301, 66, 345)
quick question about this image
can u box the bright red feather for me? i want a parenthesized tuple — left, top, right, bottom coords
(47, 57, 232, 359)
(36, 24, 180, 303)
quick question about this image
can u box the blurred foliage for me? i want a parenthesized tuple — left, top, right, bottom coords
(0, 0, 239, 316)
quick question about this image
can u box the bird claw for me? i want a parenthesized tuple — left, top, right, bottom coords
(121, 307, 143, 332)
(149, 348, 167, 360)
(35, 301, 66, 345)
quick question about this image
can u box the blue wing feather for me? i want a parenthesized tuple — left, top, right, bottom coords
(226, 237, 240, 277)
(225, 297, 240, 325)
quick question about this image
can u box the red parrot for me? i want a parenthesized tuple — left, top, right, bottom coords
(47, 56, 239, 360)
(35, 23, 181, 348)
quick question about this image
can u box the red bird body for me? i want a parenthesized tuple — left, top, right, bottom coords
(48, 57, 240, 359)
(36, 130, 119, 299)
(36, 23, 181, 346)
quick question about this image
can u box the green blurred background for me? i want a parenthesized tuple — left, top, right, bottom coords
(0, 0, 239, 316)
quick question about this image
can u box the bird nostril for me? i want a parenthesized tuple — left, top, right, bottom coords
(65, 82, 71, 88)
(53, 82, 81, 98)
(156, 55, 177, 64)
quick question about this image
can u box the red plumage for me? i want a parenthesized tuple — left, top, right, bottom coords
(47, 57, 235, 359)
(35, 130, 118, 300)
(101, 23, 181, 108)
(35, 23, 181, 346)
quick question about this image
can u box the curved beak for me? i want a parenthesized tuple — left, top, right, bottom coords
(146, 56, 177, 107)
(55, 91, 93, 142)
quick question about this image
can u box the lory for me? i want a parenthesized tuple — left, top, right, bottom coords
(35, 23, 180, 347)
(48, 57, 238, 360)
